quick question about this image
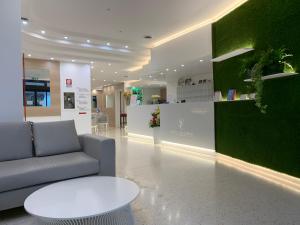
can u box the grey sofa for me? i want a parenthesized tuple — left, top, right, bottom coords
(0, 120, 115, 211)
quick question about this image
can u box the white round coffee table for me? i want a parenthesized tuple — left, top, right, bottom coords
(24, 176, 139, 225)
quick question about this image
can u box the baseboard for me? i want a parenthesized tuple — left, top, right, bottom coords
(217, 153, 300, 193)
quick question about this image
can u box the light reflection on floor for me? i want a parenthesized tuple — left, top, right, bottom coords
(1, 128, 300, 225)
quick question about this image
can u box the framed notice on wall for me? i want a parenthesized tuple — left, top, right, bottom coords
(64, 92, 75, 109)
(66, 79, 72, 87)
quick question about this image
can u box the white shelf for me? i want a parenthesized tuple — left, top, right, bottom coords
(212, 48, 254, 62)
(244, 72, 298, 82)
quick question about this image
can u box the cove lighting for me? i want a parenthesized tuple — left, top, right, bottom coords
(212, 48, 254, 62)
(127, 66, 143, 72)
(152, 0, 248, 47)
(217, 154, 300, 193)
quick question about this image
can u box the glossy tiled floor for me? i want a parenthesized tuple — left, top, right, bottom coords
(1, 129, 300, 225)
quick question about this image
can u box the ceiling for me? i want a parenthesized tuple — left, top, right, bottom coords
(21, 0, 247, 89)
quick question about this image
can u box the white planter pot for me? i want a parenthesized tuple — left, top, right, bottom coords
(152, 127, 161, 145)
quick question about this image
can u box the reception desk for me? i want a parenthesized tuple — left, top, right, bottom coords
(127, 102, 215, 152)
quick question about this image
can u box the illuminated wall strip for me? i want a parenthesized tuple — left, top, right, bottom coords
(152, 0, 249, 48)
(127, 132, 154, 140)
(127, 132, 300, 193)
(161, 141, 215, 155)
(217, 154, 300, 193)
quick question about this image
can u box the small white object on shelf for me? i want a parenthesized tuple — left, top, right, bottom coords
(239, 94, 249, 100)
(214, 91, 223, 102)
(244, 72, 298, 82)
(212, 48, 254, 62)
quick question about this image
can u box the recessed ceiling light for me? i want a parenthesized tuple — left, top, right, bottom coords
(108, 63, 112, 66)
(87, 40, 91, 43)
(41, 30, 46, 34)
(114, 72, 118, 74)
(166, 68, 169, 71)
(93, 78, 96, 81)
(174, 69, 177, 72)
(199, 59, 204, 62)
(90, 61, 94, 64)
(101, 70, 104, 73)
(27, 54, 31, 57)
(160, 72, 164, 75)
(72, 59, 75, 62)
(50, 57, 54, 60)
(125, 45, 129, 49)
(104, 80, 106, 82)
(113, 80, 116, 82)
(181, 64, 185, 67)
(64, 36, 68, 40)
(91, 66, 94, 69)
(149, 75, 152, 78)
(106, 42, 111, 46)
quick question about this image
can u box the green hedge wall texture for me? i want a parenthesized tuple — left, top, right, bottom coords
(213, 0, 300, 177)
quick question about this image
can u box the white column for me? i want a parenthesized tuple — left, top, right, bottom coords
(0, 0, 23, 122)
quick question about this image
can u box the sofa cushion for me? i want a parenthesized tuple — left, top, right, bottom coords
(0, 122, 33, 162)
(33, 120, 81, 156)
(0, 152, 99, 193)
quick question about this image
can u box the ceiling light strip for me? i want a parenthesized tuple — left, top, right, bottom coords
(152, 0, 248, 48)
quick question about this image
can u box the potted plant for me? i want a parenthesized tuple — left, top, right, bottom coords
(149, 107, 160, 144)
(240, 47, 294, 113)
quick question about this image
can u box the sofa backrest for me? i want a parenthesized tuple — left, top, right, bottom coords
(32, 120, 82, 157)
(0, 122, 33, 162)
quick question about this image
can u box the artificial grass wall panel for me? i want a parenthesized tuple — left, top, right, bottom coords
(213, 0, 300, 177)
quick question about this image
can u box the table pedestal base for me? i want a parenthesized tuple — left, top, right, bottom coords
(37, 205, 134, 225)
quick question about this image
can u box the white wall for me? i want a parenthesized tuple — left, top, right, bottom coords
(151, 24, 212, 70)
(0, 0, 23, 122)
(60, 63, 91, 134)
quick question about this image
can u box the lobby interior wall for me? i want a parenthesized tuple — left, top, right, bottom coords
(60, 63, 91, 134)
(213, 0, 300, 177)
(24, 59, 61, 118)
(0, 0, 23, 122)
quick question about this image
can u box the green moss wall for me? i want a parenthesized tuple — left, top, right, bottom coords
(213, 0, 300, 177)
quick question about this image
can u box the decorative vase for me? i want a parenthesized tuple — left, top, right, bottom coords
(153, 127, 161, 145)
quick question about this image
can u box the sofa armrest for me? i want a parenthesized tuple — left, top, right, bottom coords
(78, 134, 116, 176)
